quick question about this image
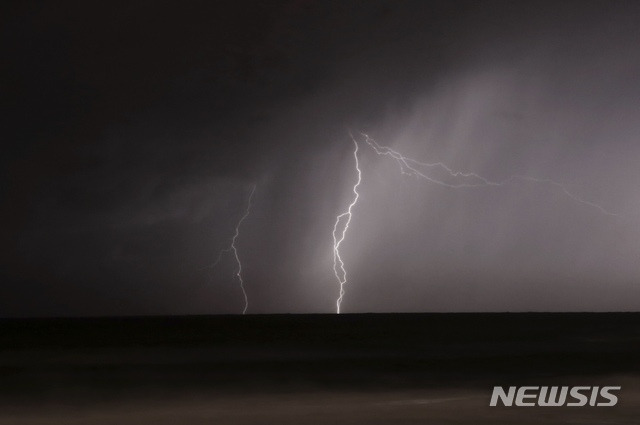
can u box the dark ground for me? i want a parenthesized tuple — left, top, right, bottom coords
(1, 313, 639, 424)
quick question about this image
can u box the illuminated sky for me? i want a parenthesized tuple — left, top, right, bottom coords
(3, 1, 640, 316)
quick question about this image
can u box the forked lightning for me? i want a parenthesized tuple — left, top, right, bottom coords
(332, 133, 618, 313)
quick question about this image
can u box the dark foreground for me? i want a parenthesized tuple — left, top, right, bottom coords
(1, 313, 639, 424)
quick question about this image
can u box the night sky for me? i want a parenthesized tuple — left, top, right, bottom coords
(3, 1, 640, 316)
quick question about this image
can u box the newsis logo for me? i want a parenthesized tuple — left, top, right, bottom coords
(490, 386, 621, 407)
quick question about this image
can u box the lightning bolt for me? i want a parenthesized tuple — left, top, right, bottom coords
(332, 135, 362, 314)
(361, 133, 618, 216)
(210, 184, 256, 314)
(332, 132, 619, 313)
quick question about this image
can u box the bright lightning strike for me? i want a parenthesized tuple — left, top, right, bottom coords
(332, 135, 362, 314)
(332, 132, 619, 314)
(211, 184, 256, 314)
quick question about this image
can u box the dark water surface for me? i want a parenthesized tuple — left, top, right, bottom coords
(1, 313, 639, 424)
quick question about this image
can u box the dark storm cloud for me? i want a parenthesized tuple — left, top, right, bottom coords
(2, 1, 640, 315)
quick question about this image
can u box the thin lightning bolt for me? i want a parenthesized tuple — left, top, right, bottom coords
(332, 135, 362, 314)
(361, 133, 618, 216)
(210, 184, 256, 314)
(332, 132, 619, 314)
